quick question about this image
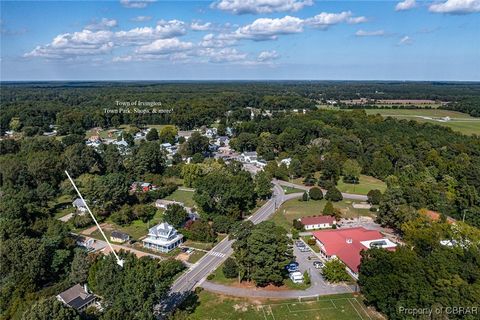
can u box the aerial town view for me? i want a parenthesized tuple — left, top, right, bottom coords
(0, 0, 479, 319)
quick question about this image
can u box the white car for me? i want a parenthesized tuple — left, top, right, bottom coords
(289, 271, 304, 284)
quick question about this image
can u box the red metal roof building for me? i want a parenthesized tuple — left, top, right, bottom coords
(312, 227, 396, 278)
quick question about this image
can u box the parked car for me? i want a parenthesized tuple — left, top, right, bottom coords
(286, 262, 299, 272)
(289, 271, 304, 284)
(299, 246, 310, 252)
(295, 240, 305, 248)
(313, 261, 324, 269)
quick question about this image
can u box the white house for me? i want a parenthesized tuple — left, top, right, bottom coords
(280, 158, 292, 167)
(215, 136, 230, 147)
(73, 198, 87, 214)
(299, 215, 336, 230)
(239, 151, 258, 163)
(142, 222, 183, 253)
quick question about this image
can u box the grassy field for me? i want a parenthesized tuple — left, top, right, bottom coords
(337, 175, 386, 195)
(187, 250, 206, 264)
(189, 291, 380, 320)
(270, 199, 373, 231)
(164, 189, 196, 207)
(282, 186, 305, 195)
(361, 109, 480, 135)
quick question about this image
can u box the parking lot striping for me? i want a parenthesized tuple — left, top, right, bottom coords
(353, 298, 372, 320)
(348, 298, 365, 320)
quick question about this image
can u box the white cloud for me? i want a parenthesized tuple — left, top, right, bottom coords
(136, 38, 193, 54)
(199, 47, 247, 63)
(395, 0, 417, 11)
(191, 22, 212, 31)
(355, 29, 385, 36)
(429, 0, 480, 14)
(120, 0, 156, 9)
(306, 11, 367, 28)
(232, 16, 304, 40)
(398, 35, 413, 45)
(131, 16, 152, 22)
(200, 33, 237, 47)
(257, 50, 279, 62)
(85, 18, 118, 31)
(24, 29, 114, 58)
(211, 0, 313, 15)
(115, 20, 186, 44)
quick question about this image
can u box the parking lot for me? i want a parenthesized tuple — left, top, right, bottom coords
(291, 239, 327, 287)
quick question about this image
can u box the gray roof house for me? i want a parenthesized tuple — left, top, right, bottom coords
(143, 222, 183, 253)
(110, 231, 130, 243)
(72, 198, 87, 213)
(57, 284, 97, 311)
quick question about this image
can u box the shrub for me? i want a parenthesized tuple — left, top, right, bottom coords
(323, 201, 335, 215)
(325, 186, 343, 202)
(307, 238, 316, 246)
(309, 187, 323, 200)
(293, 219, 304, 231)
(223, 258, 238, 279)
(367, 189, 383, 205)
(207, 274, 215, 281)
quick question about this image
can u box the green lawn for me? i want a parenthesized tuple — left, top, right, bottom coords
(282, 186, 305, 195)
(88, 209, 165, 241)
(187, 250, 206, 264)
(337, 175, 386, 195)
(361, 109, 480, 135)
(164, 189, 196, 207)
(270, 199, 373, 231)
(210, 261, 237, 285)
(188, 291, 380, 320)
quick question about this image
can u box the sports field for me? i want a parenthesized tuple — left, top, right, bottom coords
(360, 109, 480, 135)
(189, 292, 379, 320)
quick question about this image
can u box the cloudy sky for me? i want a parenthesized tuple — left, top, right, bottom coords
(1, 0, 479, 80)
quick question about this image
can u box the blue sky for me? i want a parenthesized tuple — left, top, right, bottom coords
(1, 0, 479, 80)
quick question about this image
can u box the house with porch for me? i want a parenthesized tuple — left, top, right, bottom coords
(142, 222, 183, 253)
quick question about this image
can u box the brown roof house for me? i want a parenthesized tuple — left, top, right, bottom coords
(56, 284, 98, 311)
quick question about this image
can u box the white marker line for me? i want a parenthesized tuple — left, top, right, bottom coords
(65, 170, 124, 267)
(349, 298, 364, 320)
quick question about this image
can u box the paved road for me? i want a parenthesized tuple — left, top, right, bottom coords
(275, 179, 368, 201)
(160, 183, 295, 312)
(159, 180, 367, 313)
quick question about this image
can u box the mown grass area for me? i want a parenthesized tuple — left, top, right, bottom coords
(164, 189, 196, 207)
(210, 261, 237, 285)
(337, 175, 386, 195)
(88, 209, 164, 240)
(270, 199, 373, 231)
(184, 234, 227, 251)
(188, 291, 380, 320)
(361, 109, 480, 135)
(187, 250, 206, 264)
(281, 186, 305, 195)
(51, 194, 74, 219)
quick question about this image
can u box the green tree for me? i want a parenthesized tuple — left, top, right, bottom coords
(130, 142, 166, 175)
(111, 205, 134, 226)
(323, 201, 335, 215)
(185, 220, 216, 242)
(69, 249, 90, 284)
(255, 171, 272, 199)
(342, 159, 362, 184)
(289, 158, 302, 178)
(164, 204, 189, 228)
(146, 128, 159, 141)
(22, 298, 80, 320)
(232, 221, 293, 287)
(223, 257, 238, 279)
(309, 187, 323, 200)
(325, 186, 343, 202)
(322, 259, 350, 282)
(159, 125, 178, 144)
(133, 204, 156, 223)
(302, 191, 309, 201)
(367, 189, 382, 205)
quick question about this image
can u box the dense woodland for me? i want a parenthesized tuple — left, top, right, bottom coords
(2, 81, 480, 135)
(1, 82, 480, 319)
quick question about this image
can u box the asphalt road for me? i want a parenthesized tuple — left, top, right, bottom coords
(160, 183, 295, 312)
(159, 180, 365, 314)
